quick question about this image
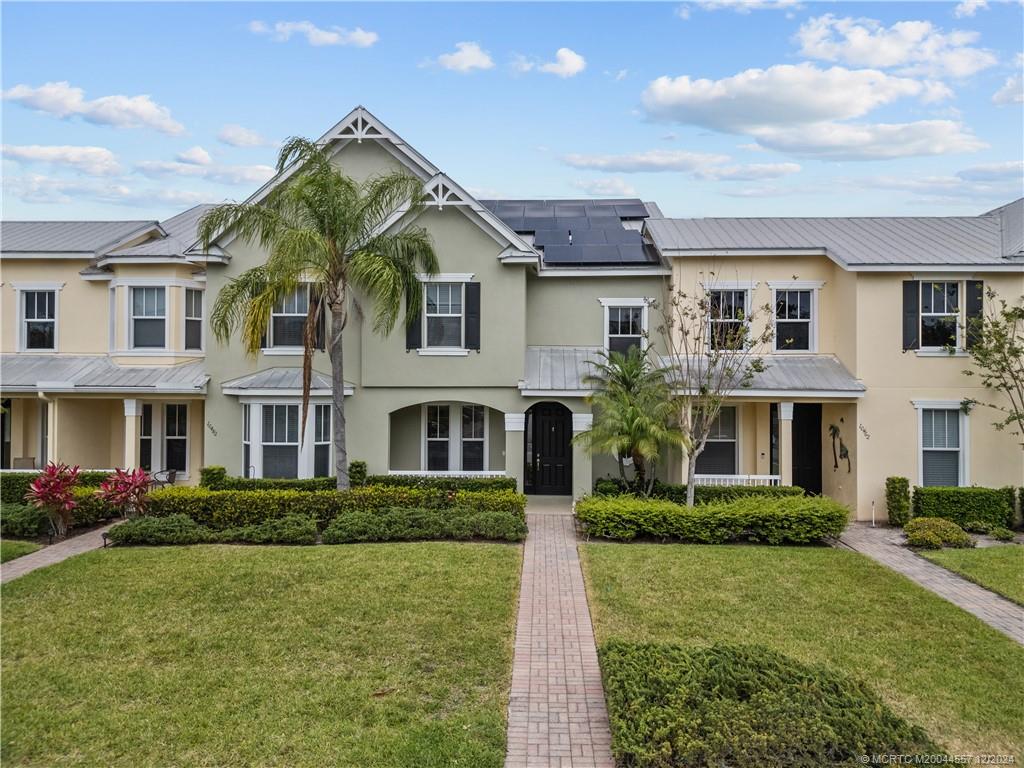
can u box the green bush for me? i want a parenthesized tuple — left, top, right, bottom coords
(364, 474, 517, 492)
(348, 460, 367, 486)
(70, 487, 118, 527)
(147, 486, 526, 529)
(199, 464, 511, 492)
(963, 519, 991, 534)
(108, 513, 318, 546)
(885, 477, 911, 526)
(0, 470, 109, 505)
(990, 527, 1015, 542)
(905, 517, 973, 549)
(215, 515, 318, 545)
(322, 506, 527, 543)
(0, 503, 48, 539)
(911, 486, 1013, 528)
(600, 641, 938, 768)
(575, 495, 849, 544)
(593, 477, 804, 504)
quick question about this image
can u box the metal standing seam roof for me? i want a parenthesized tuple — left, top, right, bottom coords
(521, 346, 603, 392)
(220, 367, 354, 393)
(0, 220, 154, 254)
(0, 355, 208, 393)
(105, 204, 216, 258)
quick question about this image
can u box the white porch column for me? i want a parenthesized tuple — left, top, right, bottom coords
(123, 398, 140, 470)
(504, 413, 525, 493)
(779, 402, 794, 487)
(571, 413, 593, 500)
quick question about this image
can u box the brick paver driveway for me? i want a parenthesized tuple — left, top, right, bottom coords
(505, 496, 614, 768)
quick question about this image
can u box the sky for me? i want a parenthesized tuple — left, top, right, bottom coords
(2, 1, 1022, 221)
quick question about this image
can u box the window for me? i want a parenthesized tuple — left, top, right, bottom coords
(22, 290, 56, 350)
(425, 283, 463, 348)
(426, 405, 450, 470)
(462, 405, 486, 471)
(185, 289, 203, 350)
(140, 404, 153, 471)
(262, 404, 299, 478)
(314, 404, 331, 478)
(607, 306, 644, 355)
(268, 286, 324, 349)
(695, 407, 737, 475)
(774, 290, 812, 351)
(708, 290, 747, 350)
(921, 408, 961, 486)
(920, 281, 959, 349)
(242, 404, 251, 478)
(164, 404, 188, 473)
(132, 287, 166, 348)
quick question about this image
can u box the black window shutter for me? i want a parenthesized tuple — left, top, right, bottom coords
(965, 279, 984, 349)
(405, 287, 422, 350)
(465, 282, 481, 350)
(902, 280, 919, 351)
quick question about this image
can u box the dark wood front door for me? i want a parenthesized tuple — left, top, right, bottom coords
(792, 403, 822, 495)
(526, 403, 572, 495)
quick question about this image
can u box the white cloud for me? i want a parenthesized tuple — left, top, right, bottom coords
(695, 162, 802, 180)
(249, 20, 378, 47)
(954, 0, 988, 18)
(4, 173, 206, 207)
(437, 42, 494, 73)
(563, 149, 730, 173)
(795, 15, 997, 78)
(2, 144, 121, 176)
(607, 69, 629, 82)
(696, 0, 801, 13)
(217, 124, 276, 148)
(177, 146, 212, 166)
(642, 63, 945, 132)
(514, 48, 587, 78)
(574, 178, 638, 196)
(135, 159, 275, 185)
(675, 5, 692, 19)
(956, 161, 1023, 181)
(2, 81, 184, 134)
(992, 56, 1023, 105)
(849, 170, 1019, 202)
(751, 120, 986, 160)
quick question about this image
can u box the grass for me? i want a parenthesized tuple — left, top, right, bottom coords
(1, 543, 521, 767)
(920, 545, 1024, 606)
(0, 540, 41, 563)
(581, 543, 1024, 758)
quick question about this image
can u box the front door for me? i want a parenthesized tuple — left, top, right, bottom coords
(792, 403, 822, 495)
(526, 403, 572, 495)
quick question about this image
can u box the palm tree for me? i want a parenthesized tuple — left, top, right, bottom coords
(199, 138, 439, 489)
(572, 347, 683, 495)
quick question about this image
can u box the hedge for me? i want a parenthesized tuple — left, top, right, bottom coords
(594, 477, 804, 505)
(0, 470, 109, 505)
(0, 487, 118, 538)
(147, 486, 527, 529)
(322, 507, 527, 543)
(911, 486, 1014, 528)
(575, 494, 849, 544)
(599, 641, 938, 768)
(364, 475, 517, 492)
(904, 517, 974, 549)
(885, 477, 911, 526)
(199, 463, 366, 491)
(108, 514, 318, 546)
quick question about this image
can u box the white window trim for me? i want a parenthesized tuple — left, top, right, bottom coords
(419, 403, 489, 472)
(600, 299, 651, 354)
(698, 405, 741, 475)
(705, 287, 752, 351)
(313, 403, 332, 477)
(770, 286, 819, 353)
(14, 284, 63, 353)
(129, 286, 169, 351)
(264, 284, 319, 352)
(912, 400, 969, 487)
(241, 398, 331, 479)
(918, 280, 962, 353)
(416, 272, 474, 283)
(163, 402, 190, 478)
(421, 281, 466, 353)
(183, 288, 205, 353)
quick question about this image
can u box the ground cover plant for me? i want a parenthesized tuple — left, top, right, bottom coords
(920, 545, 1024, 606)
(904, 517, 973, 549)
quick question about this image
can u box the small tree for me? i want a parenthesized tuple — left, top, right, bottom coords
(96, 468, 152, 518)
(25, 462, 80, 538)
(659, 274, 774, 507)
(572, 347, 683, 495)
(961, 289, 1024, 448)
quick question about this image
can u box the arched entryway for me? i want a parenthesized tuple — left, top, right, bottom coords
(525, 402, 573, 495)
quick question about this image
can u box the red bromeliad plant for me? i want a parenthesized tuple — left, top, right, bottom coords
(96, 468, 152, 518)
(25, 462, 81, 538)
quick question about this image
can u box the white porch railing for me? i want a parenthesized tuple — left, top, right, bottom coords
(693, 474, 782, 487)
(387, 470, 508, 478)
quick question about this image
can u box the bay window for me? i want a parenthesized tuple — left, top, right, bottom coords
(314, 404, 331, 477)
(132, 287, 166, 348)
(164, 403, 188, 472)
(262, 404, 299, 478)
(185, 289, 203, 351)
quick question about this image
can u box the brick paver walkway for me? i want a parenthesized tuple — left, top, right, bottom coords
(505, 496, 614, 768)
(840, 523, 1023, 644)
(1, 522, 119, 585)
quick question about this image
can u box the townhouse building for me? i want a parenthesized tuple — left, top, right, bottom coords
(2, 107, 1022, 519)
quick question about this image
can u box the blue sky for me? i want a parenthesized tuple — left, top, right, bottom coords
(2, 1, 1022, 220)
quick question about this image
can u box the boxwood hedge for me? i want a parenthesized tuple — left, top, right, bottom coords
(575, 494, 849, 544)
(107, 514, 318, 546)
(910, 486, 1014, 528)
(885, 476, 911, 526)
(0, 470, 109, 505)
(594, 477, 804, 504)
(0, 487, 118, 538)
(199, 463, 514, 492)
(322, 506, 527, 543)
(600, 641, 938, 768)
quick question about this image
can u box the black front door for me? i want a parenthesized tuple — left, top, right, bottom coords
(792, 403, 822, 495)
(526, 403, 572, 495)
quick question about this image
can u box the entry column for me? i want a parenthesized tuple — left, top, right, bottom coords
(779, 402, 794, 486)
(571, 413, 592, 500)
(123, 398, 141, 470)
(504, 413, 526, 493)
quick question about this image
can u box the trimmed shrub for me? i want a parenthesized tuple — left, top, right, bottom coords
(963, 519, 991, 534)
(0, 503, 48, 539)
(990, 527, 1015, 542)
(905, 517, 973, 549)
(600, 641, 938, 768)
(108, 513, 318, 546)
(348, 460, 367, 486)
(215, 515, 318, 545)
(322, 506, 527, 543)
(594, 477, 804, 505)
(575, 495, 849, 544)
(0, 470, 108, 505)
(885, 477, 911, 526)
(911, 486, 1014, 528)
(199, 464, 509, 492)
(364, 474, 517, 492)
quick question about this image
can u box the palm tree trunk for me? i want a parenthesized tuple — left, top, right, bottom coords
(685, 452, 698, 507)
(330, 305, 350, 490)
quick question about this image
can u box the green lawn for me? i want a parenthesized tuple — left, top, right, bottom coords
(921, 545, 1024, 606)
(0, 540, 40, 563)
(2, 543, 521, 767)
(581, 543, 1024, 758)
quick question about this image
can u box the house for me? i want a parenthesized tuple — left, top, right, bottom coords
(2, 106, 1021, 519)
